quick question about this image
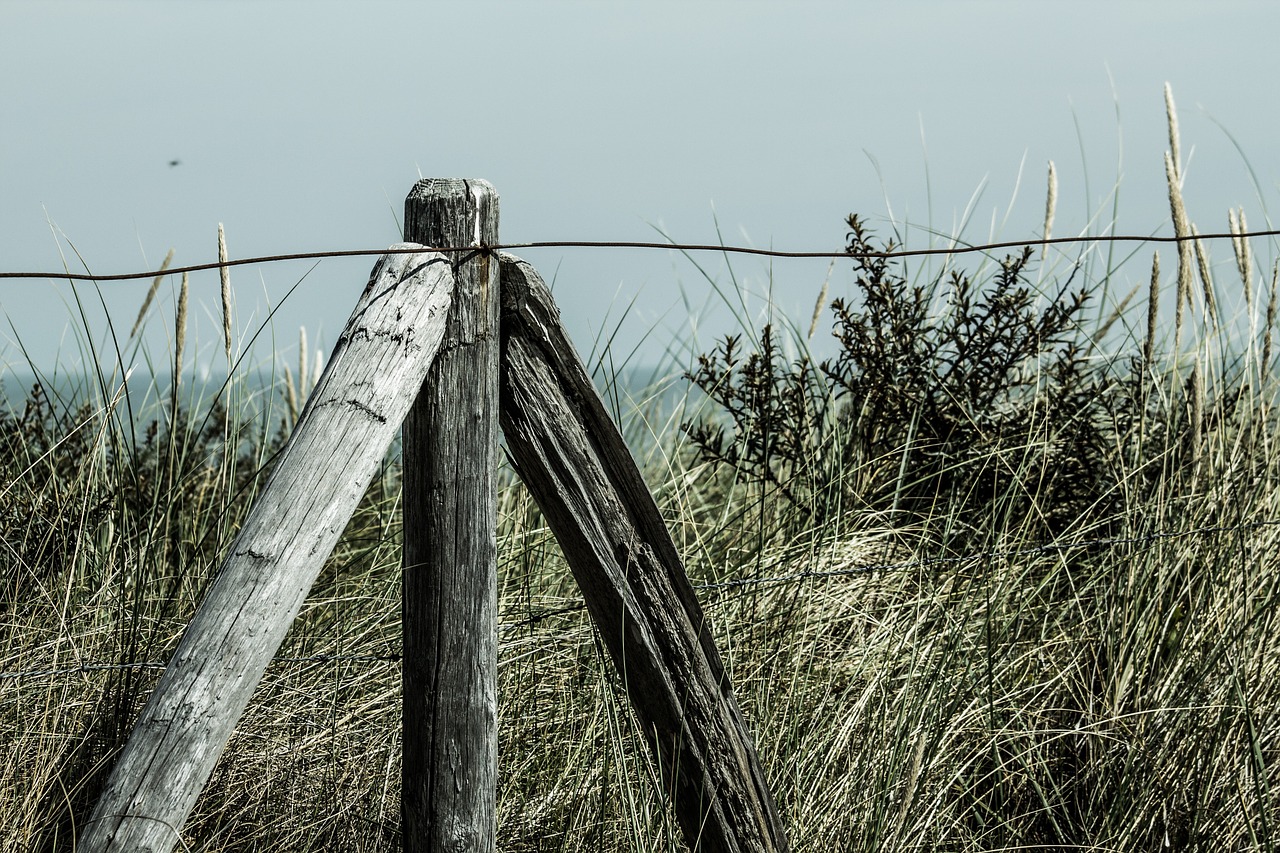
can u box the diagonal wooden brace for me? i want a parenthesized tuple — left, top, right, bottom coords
(498, 254, 790, 853)
(78, 247, 455, 853)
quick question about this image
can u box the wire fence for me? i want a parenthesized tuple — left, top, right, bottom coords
(3, 225, 1280, 683)
(5, 515, 1276, 684)
(2, 227, 1280, 284)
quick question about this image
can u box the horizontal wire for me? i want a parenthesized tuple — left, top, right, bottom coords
(6, 227, 1277, 675)
(3, 228, 1280, 284)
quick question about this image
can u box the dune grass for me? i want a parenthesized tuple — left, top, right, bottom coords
(4, 88, 1280, 851)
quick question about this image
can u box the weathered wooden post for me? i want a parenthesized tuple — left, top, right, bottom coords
(498, 254, 790, 853)
(401, 179, 501, 852)
(78, 247, 455, 853)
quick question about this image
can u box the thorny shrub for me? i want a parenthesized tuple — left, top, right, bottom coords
(684, 215, 1192, 545)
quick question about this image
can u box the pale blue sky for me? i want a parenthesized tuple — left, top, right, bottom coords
(3, 1, 1278, 381)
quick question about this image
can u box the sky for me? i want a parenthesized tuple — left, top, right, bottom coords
(3, 0, 1279, 387)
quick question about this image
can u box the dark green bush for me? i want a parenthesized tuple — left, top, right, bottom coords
(686, 215, 1138, 544)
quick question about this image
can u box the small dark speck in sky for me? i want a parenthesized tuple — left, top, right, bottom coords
(169, 159, 181, 168)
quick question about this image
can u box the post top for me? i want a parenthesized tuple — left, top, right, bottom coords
(406, 178, 498, 200)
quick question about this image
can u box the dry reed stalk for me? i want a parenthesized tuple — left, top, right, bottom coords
(1189, 361, 1203, 466)
(895, 729, 928, 833)
(1144, 251, 1160, 371)
(808, 259, 835, 340)
(130, 248, 175, 338)
(1097, 282, 1141, 342)
(298, 326, 309, 396)
(283, 364, 299, 424)
(218, 223, 232, 362)
(172, 271, 189, 414)
(1163, 84, 1194, 359)
(1165, 82, 1182, 181)
(1265, 260, 1278, 373)
(1191, 225, 1217, 326)
(1229, 207, 1253, 311)
(1041, 160, 1057, 261)
(1240, 210, 1252, 288)
(1165, 152, 1192, 357)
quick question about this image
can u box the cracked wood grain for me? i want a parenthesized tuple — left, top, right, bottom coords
(497, 254, 789, 853)
(78, 246, 454, 853)
(401, 179, 500, 853)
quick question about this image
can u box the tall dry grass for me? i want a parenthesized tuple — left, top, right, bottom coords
(2, 86, 1280, 852)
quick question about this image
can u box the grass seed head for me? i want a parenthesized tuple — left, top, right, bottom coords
(1145, 250, 1161, 370)
(1165, 152, 1193, 356)
(219, 223, 233, 362)
(1042, 159, 1057, 261)
(299, 326, 309, 395)
(1165, 81, 1182, 181)
(131, 248, 175, 339)
(1192, 225, 1217, 326)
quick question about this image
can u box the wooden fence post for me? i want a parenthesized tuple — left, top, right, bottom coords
(401, 179, 501, 852)
(498, 254, 790, 853)
(77, 247, 455, 853)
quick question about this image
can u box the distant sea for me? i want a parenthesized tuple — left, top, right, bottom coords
(1, 364, 706, 457)
(3, 368, 265, 413)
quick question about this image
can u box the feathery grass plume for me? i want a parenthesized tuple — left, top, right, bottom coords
(1165, 82, 1182, 181)
(1144, 251, 1160, 371)
(1041, 160, 1057, 261)
(808, 259, 835, 340)
(896, 730, 927, 831)
(1229, 207, 1253, 310)
(218, 223, 232, 362)
(1229, 208, 1245, 282)
(1165, 152, 1193, 357)
(1265, 260, 1279, 374)
(283, 364, 299, 424)
(1233, 206, 1244, 286)
(1191, 225, 1218, 326)
(172, 271, 189, 415)
(298, 326, 309, 396)
(130, 248, 175, 338)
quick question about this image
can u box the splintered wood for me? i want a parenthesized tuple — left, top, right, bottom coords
(79, 247, 454, 853)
